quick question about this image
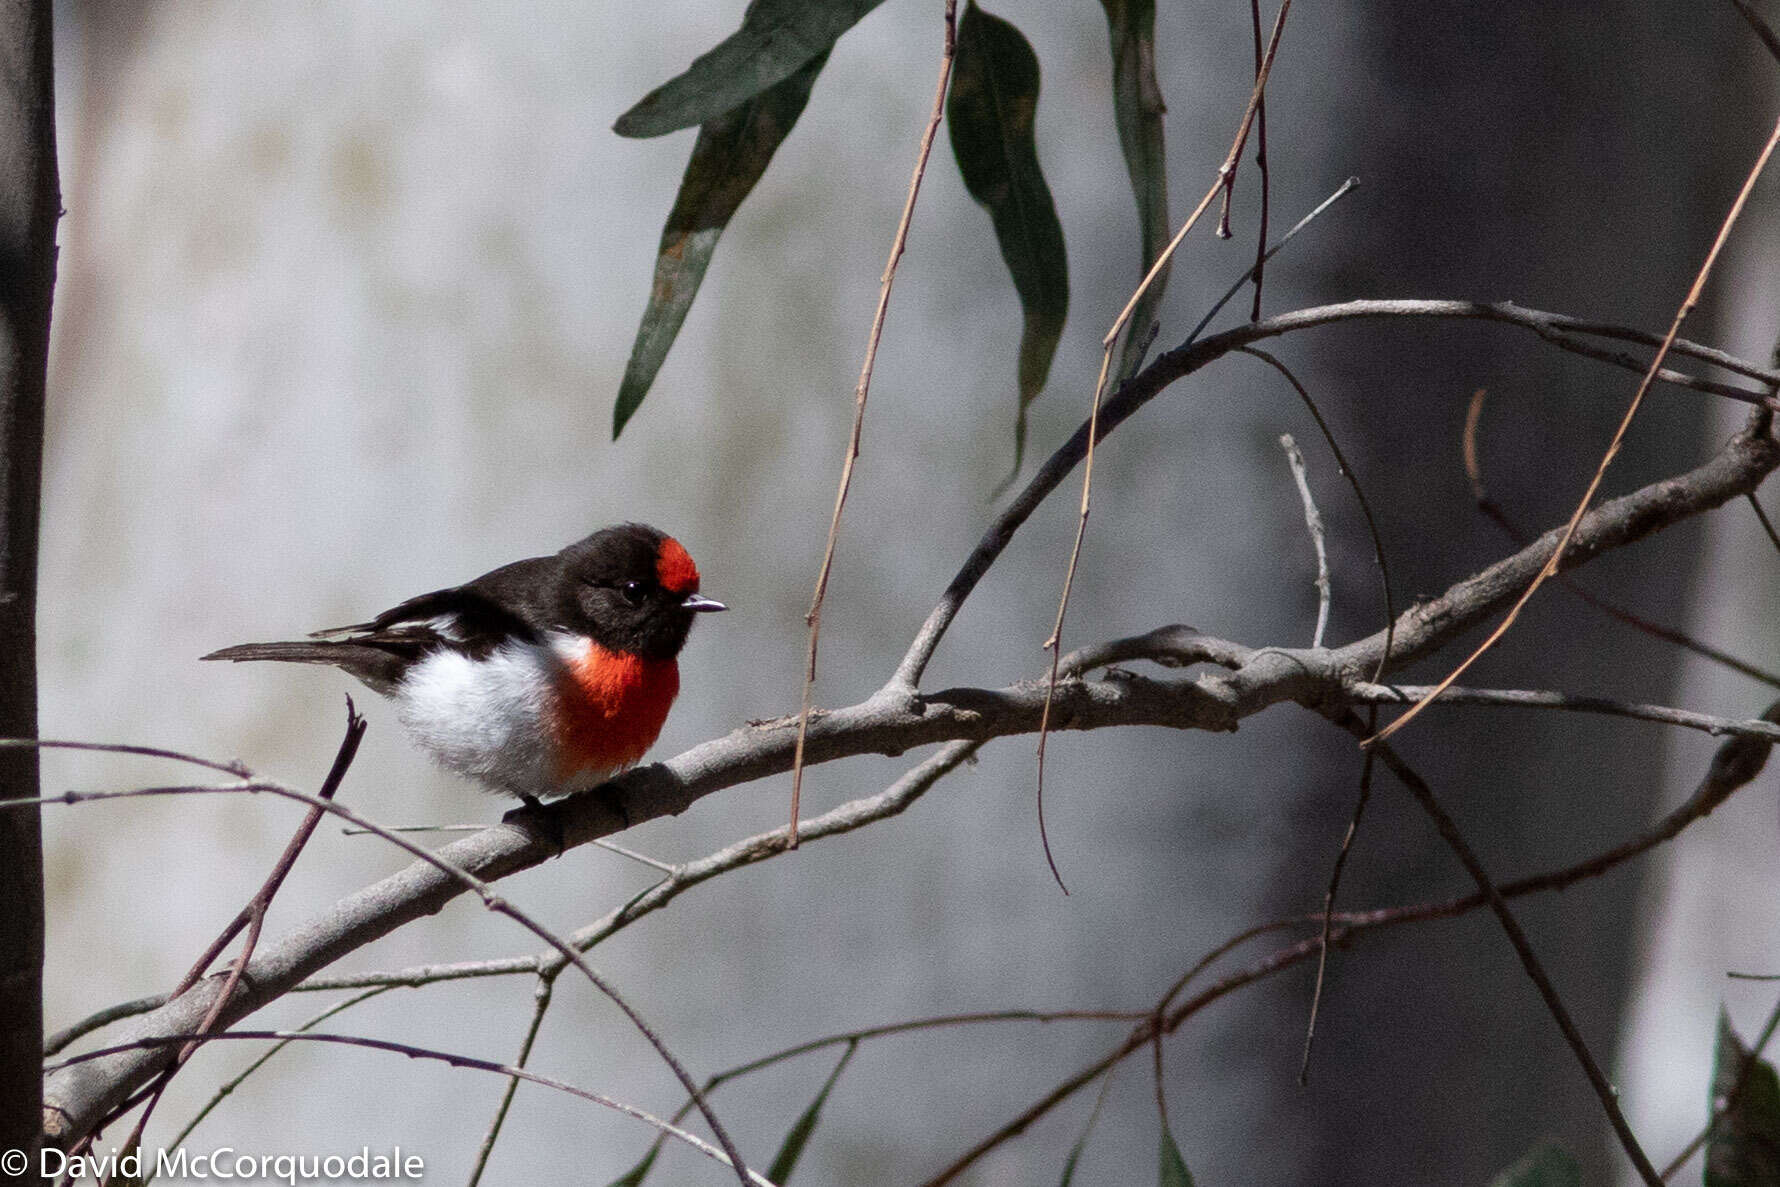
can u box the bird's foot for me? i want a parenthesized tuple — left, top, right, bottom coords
(502, 794, 568, 856)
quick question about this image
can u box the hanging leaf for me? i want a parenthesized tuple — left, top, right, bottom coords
(1707, 1009, 1780, 1187)
(1158, 1126, 1195, 1187)
(1057, 1072, 1113, 1185)
(1484, 1141, 1580, 1187)
(604, 1135, 666, 1186)
(615, 0, 883, 139)
(1098, 0, 1169, 381)
(765, 1041, 857, 1183)
(947, 0, 1068, 476)
(612, 48, 829, 437)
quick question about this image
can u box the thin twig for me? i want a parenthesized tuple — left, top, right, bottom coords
(468, 972, 558, 1186)
(1748, 493, 1780, 554)
(1246, 0, 1271, 321)
(1185, 178, 1359, 348)
(1372, 110, 1780, 746)
(1235, 345, 1397, 1082)
(1332, 710, 1663, 1185)
(153, 986, 392, 1177)
(790, 0, 959, 849)
(892, 296, 1777, 695)
(926, 706, 1780, 1182)
(39, 773, 753, 1183)
(1035, 0, 1294, 891)
(99, 703, 368, 1179)
(1278, 434, 1330, 648)
(1465, 389, 1780, 691)
(1731, 0, 1780, 64)
(1659, 986, 1780, 1179)
(46, 1031, 780, 1187)
(0, 737, 250, 777)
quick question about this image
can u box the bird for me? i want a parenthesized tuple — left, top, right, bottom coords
(204, 523, 725, 806)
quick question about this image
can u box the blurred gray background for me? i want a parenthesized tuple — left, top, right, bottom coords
(37, 2, 1780, 1183)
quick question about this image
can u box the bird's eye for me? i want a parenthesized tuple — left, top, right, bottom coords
(620, 580, 646, 606)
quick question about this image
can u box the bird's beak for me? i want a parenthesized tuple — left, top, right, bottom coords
(682, 594, 727, 613)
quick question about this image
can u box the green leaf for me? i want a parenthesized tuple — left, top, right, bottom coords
(612, 47, 829, 437)
(1707, 1009, 1780, 1187)
(765, 1040, 857, 1183)
(1057, 1073, 1113, 1186)
(947, 0, 1068, 476)
(605, 1135, 666, 1187)
(615, 0, 882, 138)
(1158, 1126, 1195, 1187)
(1484, 1141, 1580, 1187)
(1099, 0, 1169, 381)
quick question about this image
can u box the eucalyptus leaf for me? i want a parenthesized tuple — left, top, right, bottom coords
(1707, 1009, 1780, 1187)
(947, 0, 1068, 476)
(764, 1041, 857, 1183)
(1158, 1127, 1195, 1187)
(604, 1135, 665, 1186)
(1484, 1141, 1580, 1187)
(612, 48, 828, 437)
(1099, 0, 1169, 381)
(615, 0, 882, 138)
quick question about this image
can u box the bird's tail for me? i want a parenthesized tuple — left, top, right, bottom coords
(202, 640, 405, 693)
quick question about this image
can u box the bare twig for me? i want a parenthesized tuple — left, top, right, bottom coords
(1278, 433, 1331, 647)
(1659, 985, 1780, 1179)
(791, 0, 959, 849)
(1185, 178, 1359, 349)
(1034, 0, 1294, 890)
(1246, 0, 1271, 321)
(1731, 0, 1780, 65)
(97, 704, 368, 1179)
(154, 986, 392, 1176)
(46, 1031, 779, 1187)
(1332, 710, 1663, 1184)
(896, 293, 1767, 698)
(1372, 111, 1780, 745)
(1234, 345, 1398, 1082)
(1748, 493, 1780, 554)
(926, 707, 1780, 1181)
(0, 737, 249, 777)
(1465, 389, 1780, 691)
(468, 973, 558, 1186)
(33, 776, 752, 1183)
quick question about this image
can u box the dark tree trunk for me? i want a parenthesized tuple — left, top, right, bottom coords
(0, 0, 56, 1159)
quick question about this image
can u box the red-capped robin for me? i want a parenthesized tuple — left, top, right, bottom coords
(204, 524, 725, 806)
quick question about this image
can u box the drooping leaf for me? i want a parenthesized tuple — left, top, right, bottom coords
(613, 48, 829, 437)
(605, 1135, 666, 1186)
(1158, 1126, 1195, 1187)
(765, 1041, 857, 1183)
(1707, 1009, 1780, 1187)
(1099, 0, 1169, 381)
(1057, 1073, 1113, 1186)
(1484, 1141, 1580, 1187)
(947, 0, 1068, 476)
(615, 0, 883, 139)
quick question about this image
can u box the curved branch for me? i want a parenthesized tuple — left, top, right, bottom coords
(893, 299, 1780, 691)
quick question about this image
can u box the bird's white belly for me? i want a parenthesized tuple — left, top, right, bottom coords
(393, 640, 567, 798)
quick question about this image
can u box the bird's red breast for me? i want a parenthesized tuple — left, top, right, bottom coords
(551, 636, 680, 781)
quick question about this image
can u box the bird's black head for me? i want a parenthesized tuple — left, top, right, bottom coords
(556, 523, 725, 660)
